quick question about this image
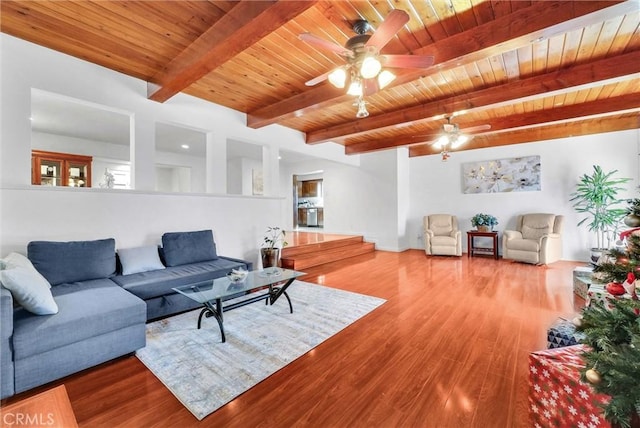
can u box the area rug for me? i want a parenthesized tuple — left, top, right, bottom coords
(136, 281, 386, 420)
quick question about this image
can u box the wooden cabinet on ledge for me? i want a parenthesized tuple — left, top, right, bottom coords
(32, 150, 92, 188)
(300, 180, 322, 197)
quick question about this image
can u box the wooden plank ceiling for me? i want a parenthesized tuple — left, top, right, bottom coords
(2, 0, 639, 158)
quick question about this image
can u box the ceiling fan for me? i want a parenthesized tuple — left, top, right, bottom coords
(299, 10, 434, 117)
(422, 116, 491, 161)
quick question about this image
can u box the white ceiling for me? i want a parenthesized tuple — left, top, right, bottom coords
(30, 90, 316, 164)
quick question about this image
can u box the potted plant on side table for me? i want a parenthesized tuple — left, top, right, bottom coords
(471, 213, 498, 232)
(570, 165, 630, 264)
(260, 226, 288, 268)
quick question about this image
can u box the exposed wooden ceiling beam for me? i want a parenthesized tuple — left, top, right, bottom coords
(345, 93, 640, 155)
(148, 0, 316, 103)
(409, 115, 640, 157)
(247, 0, 634, 129)
(307, 50, 640, 144)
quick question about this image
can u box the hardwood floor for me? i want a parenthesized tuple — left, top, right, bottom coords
(3, 250, 583, 427)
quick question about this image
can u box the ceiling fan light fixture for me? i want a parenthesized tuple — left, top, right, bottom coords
(377, 70, 396, 88)
(347, 79, 363, 96)
(356, 101, 369, 118)
(328, 68, 347, 88)
(360, 56, 382, 79)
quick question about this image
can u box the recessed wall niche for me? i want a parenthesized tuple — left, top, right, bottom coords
(226, 139, 263, 196)
(154, 122, 206, 193)
(30, 89, 132, 189)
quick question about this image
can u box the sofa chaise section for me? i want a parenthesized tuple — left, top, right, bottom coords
(1, 238, 147, 396)
(12, 278, 146, 393)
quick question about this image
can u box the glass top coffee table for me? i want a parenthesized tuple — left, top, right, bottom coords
(172, 267, 306, 343)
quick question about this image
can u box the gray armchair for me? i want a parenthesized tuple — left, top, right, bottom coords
(423, 214, 462, 256)
(502, 213, 563, 265)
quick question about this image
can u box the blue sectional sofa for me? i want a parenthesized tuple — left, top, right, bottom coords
(0, 229, 252, 399)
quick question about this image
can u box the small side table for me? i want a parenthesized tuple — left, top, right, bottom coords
(467, 230, 499, 259)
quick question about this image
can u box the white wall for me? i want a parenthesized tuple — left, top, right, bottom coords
(0, 187, 284, 265)
(408, 130, 640, 261)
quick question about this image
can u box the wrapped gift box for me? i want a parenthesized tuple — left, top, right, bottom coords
(586, 283, 633, 310)
(547, 318, 585, 349)
(529, 345, 610, 427)
(572, 266, 595, 299)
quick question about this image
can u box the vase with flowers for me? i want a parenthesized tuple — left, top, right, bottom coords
(471, 213, 498, 232)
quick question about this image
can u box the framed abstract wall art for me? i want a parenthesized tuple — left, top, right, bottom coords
(462, 155, 541, 194)
(252, 168, 264, 195)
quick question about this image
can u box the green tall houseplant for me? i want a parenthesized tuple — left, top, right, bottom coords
(260, 226, 288, 268)
(570, 165, 630, 253)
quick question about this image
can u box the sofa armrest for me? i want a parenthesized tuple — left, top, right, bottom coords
(539, 233, 561, 247)
(423, 230, 434, 255)
(1, 287, 15, 398)
(541, 233, 561, 240)
(503, 230, 522, 241)
(540, 233, 563, 264)
(1, 287, 13, 344)
(218, 256, 253, 271)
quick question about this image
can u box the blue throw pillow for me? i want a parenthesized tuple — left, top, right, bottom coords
(27, 238, 116, 285)
(161, 230, 218, 267)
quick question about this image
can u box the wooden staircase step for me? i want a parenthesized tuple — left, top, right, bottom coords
(281, 241, 375, 270)
(281, 235, 364, 258)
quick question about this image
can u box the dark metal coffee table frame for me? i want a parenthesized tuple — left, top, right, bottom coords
(196, 279, 295, 343)
(173, 268, 305, 343)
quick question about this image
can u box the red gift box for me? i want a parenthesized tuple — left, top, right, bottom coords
(529, 345, 611, 427)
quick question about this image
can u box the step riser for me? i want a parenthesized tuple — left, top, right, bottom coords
(282, 242, 375, 270)
(281, 236, 363, 258)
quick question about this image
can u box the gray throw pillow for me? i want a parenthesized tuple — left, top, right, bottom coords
(27, 238, 116, 285)
(0, 264, 57, 315)
(0, 252, 57, 315)
(161, 230, 218, 267)
(118, 245, 165, 275)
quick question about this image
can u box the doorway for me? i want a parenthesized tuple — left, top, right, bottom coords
(293, 173, 324, 230)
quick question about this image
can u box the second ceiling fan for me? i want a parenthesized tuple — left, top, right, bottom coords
(299, 10, 434, 101)
(428, 116, 492, 161)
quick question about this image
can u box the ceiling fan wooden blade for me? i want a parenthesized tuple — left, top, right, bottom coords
(298, 33, 352, 57)
(365, 10, 409, 51)
(381, 54, 434, 69)
(363, 78, 380, 96)
(305, 70, 331, 86)
(410, 138, 438, 146)
(459, 124, 491, 133)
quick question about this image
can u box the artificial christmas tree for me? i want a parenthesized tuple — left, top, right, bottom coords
(576, 231, 640, 428)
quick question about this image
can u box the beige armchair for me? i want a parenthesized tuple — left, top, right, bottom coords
(502, 213, 564, 265)
(424, 214, 462, 256)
